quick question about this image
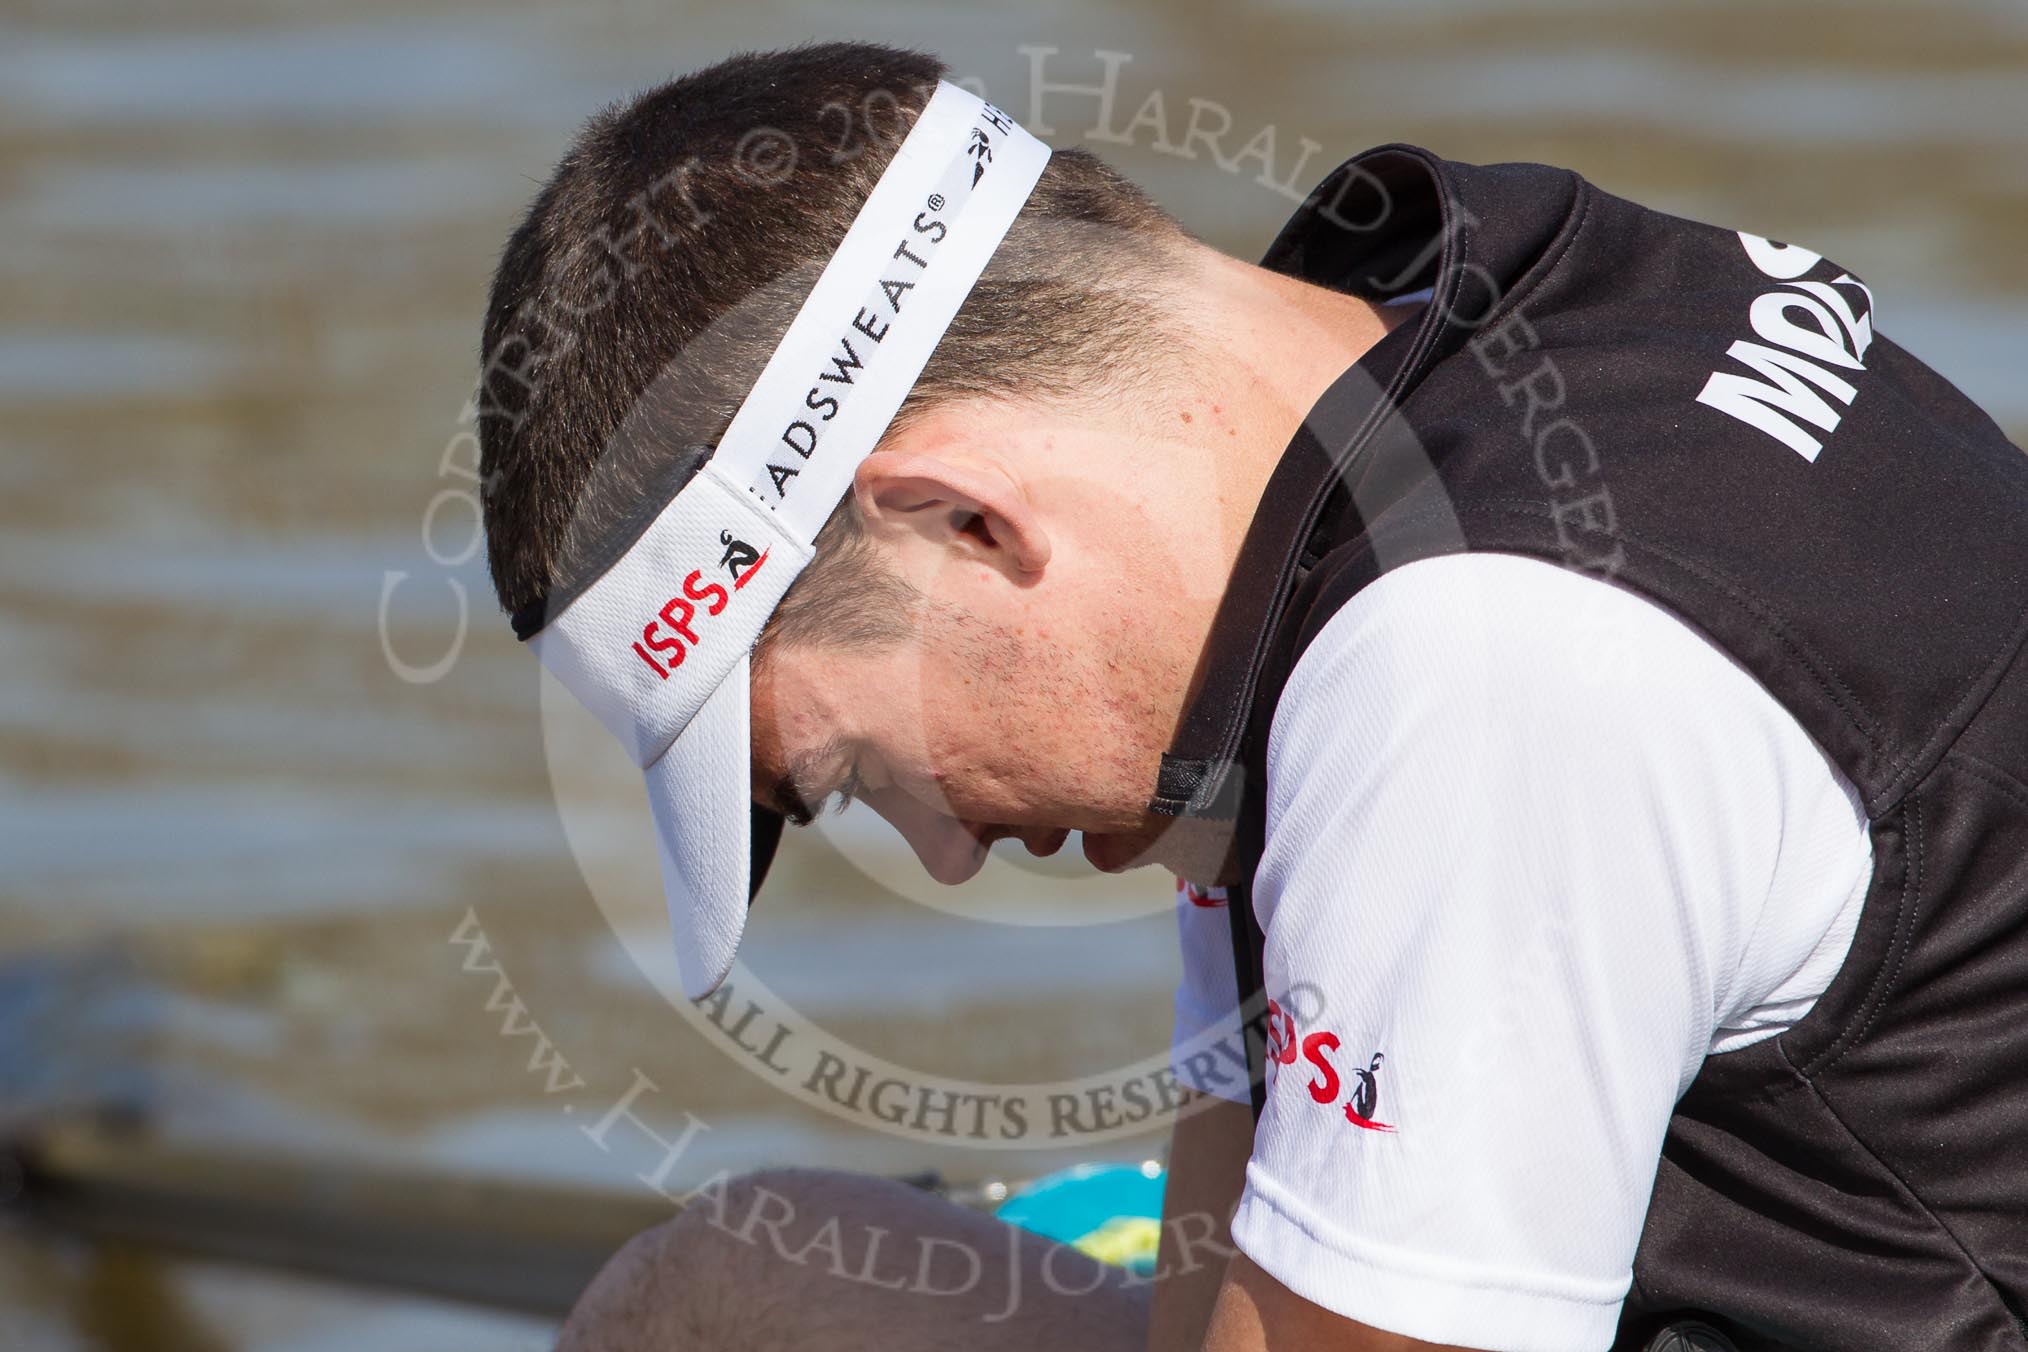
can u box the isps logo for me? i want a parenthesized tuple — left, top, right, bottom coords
(629, 530, 768, 679)
(1265, 997, 1394, 1134)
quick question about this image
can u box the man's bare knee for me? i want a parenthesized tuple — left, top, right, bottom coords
(555, 1213, 701, 1351)
(555, 1166, 1146, 1352)
(555, 1167, 863, 1352)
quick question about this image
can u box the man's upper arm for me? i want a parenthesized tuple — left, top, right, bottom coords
(1222, 552, 1852, 1349)
(1201, 1255, 1472, 1352)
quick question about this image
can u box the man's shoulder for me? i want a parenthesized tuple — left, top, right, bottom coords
(1274, 549, 1714, 732)
(1265, 548, 1837, 809)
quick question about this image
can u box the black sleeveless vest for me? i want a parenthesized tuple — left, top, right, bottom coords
(1154, 146, 2028, 1350)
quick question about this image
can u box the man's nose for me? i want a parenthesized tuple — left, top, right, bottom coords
(860, 786, 989, 886)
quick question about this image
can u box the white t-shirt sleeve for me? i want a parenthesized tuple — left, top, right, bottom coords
(1229, 551, 1870, 1352)
(1169, 876, 1252, 1103)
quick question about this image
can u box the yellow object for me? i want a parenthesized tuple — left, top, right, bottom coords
(1072, 1215, 1164, 1269)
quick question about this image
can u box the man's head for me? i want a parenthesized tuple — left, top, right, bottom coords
(479, 44, 1213, 876)
(479, 43, 1383, 900)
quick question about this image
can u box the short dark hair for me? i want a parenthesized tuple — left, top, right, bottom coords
(476, 42, 1186, 646)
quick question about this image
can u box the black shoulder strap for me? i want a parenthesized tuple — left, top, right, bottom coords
(1225, 876, 1270, 1121)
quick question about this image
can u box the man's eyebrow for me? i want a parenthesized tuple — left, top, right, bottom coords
(771, 734, 847, 825)
(767, 774, 816, 826)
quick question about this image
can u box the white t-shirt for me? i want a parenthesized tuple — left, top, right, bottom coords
(1168, 551, 1873, 1351)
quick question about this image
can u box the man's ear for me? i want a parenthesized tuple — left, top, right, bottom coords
(851, 448, 1051, 574)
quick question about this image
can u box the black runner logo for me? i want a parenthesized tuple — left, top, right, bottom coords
(719, 530, 766, 588)
(966, 127, 992, 185)
(1346, 1052, 1393, 1133)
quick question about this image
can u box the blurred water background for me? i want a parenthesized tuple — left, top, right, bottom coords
(1, 0, 2023, 1346)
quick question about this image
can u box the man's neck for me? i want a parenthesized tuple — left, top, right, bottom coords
(1129, 245, 1402, 761)
(1178, 243, 1404, 558)
(1032, 242, 1408, 875)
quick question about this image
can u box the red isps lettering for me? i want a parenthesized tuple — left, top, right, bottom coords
(1264, 997, 1300, 1071)
(630, 569, 731, 679)
(1301, 1031, 1341, 1105)
(1265, 997, 1346, 1105)
(683, 568, 729, 617)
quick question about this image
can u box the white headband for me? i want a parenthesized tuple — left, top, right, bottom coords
(523, 82, 1051, 767)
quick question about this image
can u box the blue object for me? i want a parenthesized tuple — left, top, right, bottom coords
(994, 1161, 1166, 1271)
